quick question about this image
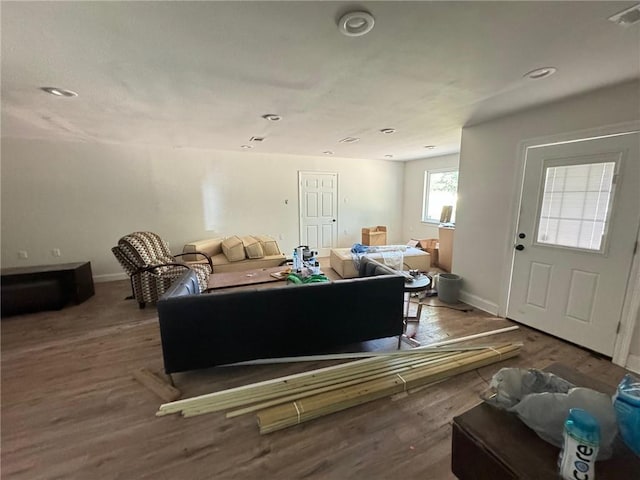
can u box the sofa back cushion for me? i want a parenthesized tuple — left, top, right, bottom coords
(254, 235, 281, 256)
(241, 236, 265, 259)
(221, 236, 246, 262)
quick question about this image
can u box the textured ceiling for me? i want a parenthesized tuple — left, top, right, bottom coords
(2, 1, 639, 161)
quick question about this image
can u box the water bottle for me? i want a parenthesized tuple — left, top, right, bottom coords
(292, 249, 300, 272)
(558, 408, 600, 480)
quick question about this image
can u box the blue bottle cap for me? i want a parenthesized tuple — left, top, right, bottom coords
(566, 408, 600, 442)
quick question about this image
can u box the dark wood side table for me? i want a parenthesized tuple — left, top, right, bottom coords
(1, 262, 95, 316)
(451, 363, 640, 479)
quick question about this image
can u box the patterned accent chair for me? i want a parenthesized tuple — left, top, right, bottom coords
(112, 231, 213, 309)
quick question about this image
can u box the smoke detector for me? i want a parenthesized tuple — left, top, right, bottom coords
(338, 11, 375, 37)
(609, 4, 640, 26)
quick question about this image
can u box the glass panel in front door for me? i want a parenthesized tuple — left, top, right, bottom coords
(536, 161, 616, 252)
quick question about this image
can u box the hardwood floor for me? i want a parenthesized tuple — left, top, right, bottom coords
(1, 265, 631, 480)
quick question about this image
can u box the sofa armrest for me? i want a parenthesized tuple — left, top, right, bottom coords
(174, 251, 213, 270)
(359, 256, 400, 277)
(160, 270, 200, 299)
(183, 238, 224, 261)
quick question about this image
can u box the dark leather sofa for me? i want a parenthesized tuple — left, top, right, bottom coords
(157, 258, 405, 374)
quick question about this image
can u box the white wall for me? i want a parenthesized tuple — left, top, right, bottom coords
(1, 138, 404, 280)
(456, 80, 640, 316)
(402, 153, 459, 242)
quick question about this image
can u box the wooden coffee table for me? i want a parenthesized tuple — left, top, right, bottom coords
(206, 266, 289, 291)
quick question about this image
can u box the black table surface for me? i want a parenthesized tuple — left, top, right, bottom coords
(1, 262, 90, 276)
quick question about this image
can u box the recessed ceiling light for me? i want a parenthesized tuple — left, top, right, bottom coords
(40, 87, 78, 97)
(524, 67, 557, 80)
(323, 151, 334, 155)
(338, 137, 360, 144)
(424, 145, 436, 150)
(384, 154, 394, 158)
(262, 114, 282, 121)
(338, 11, 375, 37)
(240, 145, 253, 149)
(380, 128, 396, 134)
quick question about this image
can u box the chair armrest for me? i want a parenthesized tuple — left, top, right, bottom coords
(136, 262, 191, 275)
(174, 251, 213, 270)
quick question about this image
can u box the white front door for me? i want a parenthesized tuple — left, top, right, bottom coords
(507, 133, 639, 355)
(299, 172, 338, 257)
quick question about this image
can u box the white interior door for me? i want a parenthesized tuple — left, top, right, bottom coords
(507, 133, 639, 355)
(299, 172, 338, 257)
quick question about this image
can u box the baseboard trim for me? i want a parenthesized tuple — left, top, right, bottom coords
(94, 273, 128, 283)
(459, 290, 499, 316)
(626, 354, 640, 374)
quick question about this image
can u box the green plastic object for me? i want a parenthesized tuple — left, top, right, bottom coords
(286, 273, 329, 284)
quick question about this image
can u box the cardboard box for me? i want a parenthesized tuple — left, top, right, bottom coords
(361, 226, 387, 246)
(418, 238, 439, 267)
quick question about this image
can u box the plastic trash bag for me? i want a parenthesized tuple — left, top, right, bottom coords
(482, 367, 574, 409)
(613, 373, 640, 456)
(380, 250, 403, 271)
(481, 368, 618, 460)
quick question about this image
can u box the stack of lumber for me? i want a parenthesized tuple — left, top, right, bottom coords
(157, 341, 521, 434)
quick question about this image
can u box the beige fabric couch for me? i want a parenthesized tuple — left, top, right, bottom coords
(330, 247, 430, 279)
(183, 236, 286, 273)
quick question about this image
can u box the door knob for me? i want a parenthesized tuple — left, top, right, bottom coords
(518, 233, 526, 239)
(332, 219, 336, 222)
(515, 244, 525, 251)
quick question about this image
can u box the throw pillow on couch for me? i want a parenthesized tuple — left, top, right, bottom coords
(220, 235, 282, 262)
(253, 235, 281, 256)
(241, 236, 264, 259)
(221, 236, 246, 262)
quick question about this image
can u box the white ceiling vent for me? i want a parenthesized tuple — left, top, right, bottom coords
(609, 3, 640, 26)
(249, 136, 265, 142)
(339, 137, 360, 143)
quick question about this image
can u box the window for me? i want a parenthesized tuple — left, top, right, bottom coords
(422, 168, 458, 224)
(536, 161, 616, 252)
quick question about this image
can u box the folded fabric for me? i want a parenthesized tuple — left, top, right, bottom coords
(351, 243, 369, 254)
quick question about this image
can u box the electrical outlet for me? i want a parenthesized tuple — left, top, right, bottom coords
(52, 248, 61, 257)
(17, 250, 28, 259)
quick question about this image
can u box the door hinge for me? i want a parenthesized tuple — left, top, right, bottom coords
(612, 174, 619, 184)
(634, 241, 638, 255)
(616, 321, 622, 334)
